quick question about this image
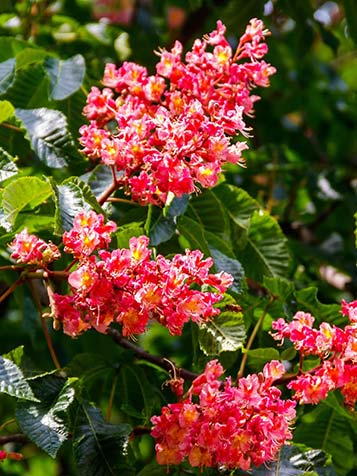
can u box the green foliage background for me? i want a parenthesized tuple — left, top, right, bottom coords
(0, 0, 356, 475)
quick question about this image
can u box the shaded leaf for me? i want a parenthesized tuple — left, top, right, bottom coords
(73, 403, 132, 476)
(163, 193, 189, 218)
(177, 216, 211, 257)
(2, 176, 52, 227)
(263, 276, 294, 300)
(44, 54, 86, 100)
(4, 64, 49, 108)
(199, 309, 246, 356)
(16, 377, 76, 458)
(343, 0, 357, 45)
(149, 214, 176, 246)
(115, 224, 145, 248)
(238, 210, 290, 282)
(0, 146, 18, 183)
(83, 164, 114, 200)
(188, 189, 230, 239)
(0, 355, 38, 402)
(16, 108, 77, 168)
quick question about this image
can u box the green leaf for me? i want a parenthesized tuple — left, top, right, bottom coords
(246, 348, 280, 372)
(177, 216, 211, 257)
(295, 287, 343, 325)
(73, 403, 132, 476)
(3, 345, 24, 367)
(188, 189, 230, 239)
(0, 58, 15, 94)
(137, 460, 168, 476)
(213, 183, 259, 230)
(52, 176, 104, 234)
(16, 377, 76, 458)
(0, 99, 14, 123)
(15, 107, 78, 168)
(115, 223, 145, 248)
(163, 193, 189, 218)
(4, 64, 49, 108)
(263, 276, 294, 300)
(0, 146, 18, 183)
(199, 308, 246, 356)
(15, 48, 48, 70)
(294, 404, 354, 475)
(238, 210, 290, 282)
(236, 444, 337, 475)
(2, 176, 52, 226)
(0, 355, 38, 401)
(44, 54, 86, 100)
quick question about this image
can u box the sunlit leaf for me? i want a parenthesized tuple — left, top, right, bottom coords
(44, 54, 86, 100)
(0, 355, 38, 402)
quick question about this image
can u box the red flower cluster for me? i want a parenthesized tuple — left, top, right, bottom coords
(151, 360, 296, 470)
(79, 19, 275, 205)
(272, 303, 357, 408)
(9, 228, 61, 266)
(53, 211, 232, 337)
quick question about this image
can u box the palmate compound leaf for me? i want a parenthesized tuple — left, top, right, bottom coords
(0, 355, 38, 402)
(16, 376, 76, 458)
(235, 444, 337, 475)
(15, 107, 78, 169)
(198, 307, 246, 356)
(73, 402, 133, 476)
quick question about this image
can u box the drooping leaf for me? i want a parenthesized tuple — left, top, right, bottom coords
(15, 107, 77, 168)
(0, 146, 18, 183)
(0, 355, 38, 402)
(236, 444, 337, 475)
(16, 377, 76, 458)
(2, 176, 52, 226)
(0, 58, 15, 94)
(199, 309, 246, 356)
(238, 210, 290, 282)
(52, 176, 104, 234)
(44, 54, 86, 100)
(0, 99, 14, 123)
(295, 287, 343, 325)
(73, 403, 132, 476)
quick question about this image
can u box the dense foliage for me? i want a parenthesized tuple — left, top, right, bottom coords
(0, 1, 356, 475)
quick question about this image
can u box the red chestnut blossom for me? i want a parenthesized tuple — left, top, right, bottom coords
(271, 302, 357, 408)
(54, 211, 233, 337)
(62, 210, 117, 258)
(9, 228, 61, 266)
(151, 360, 296, 470)
(79, 19, 275, 205)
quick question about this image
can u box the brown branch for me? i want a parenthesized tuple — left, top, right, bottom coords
(107, 327, 197, 381)
(0, 434, 27, 445)
(97, 181, 118, 206)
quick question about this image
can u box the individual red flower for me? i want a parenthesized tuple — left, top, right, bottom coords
(9, 229, 60, 266)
